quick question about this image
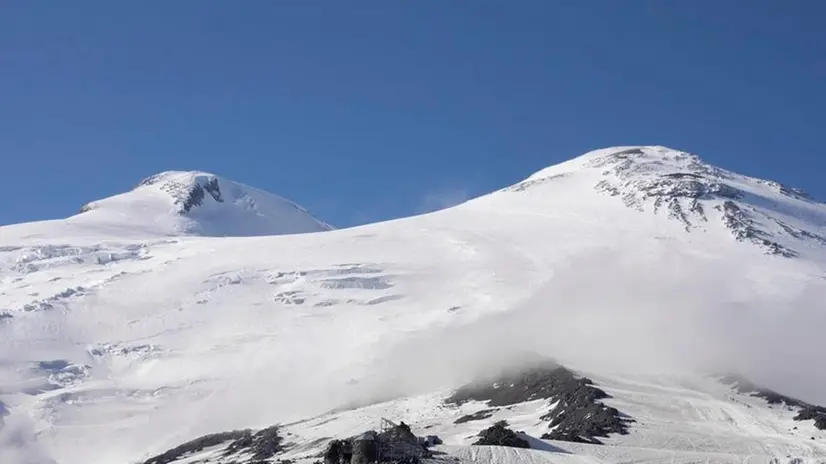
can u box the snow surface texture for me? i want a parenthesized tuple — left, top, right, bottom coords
(2, 146, 826, 464)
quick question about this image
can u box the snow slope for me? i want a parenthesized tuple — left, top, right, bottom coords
(288, 371, 826, 463)
(134, 369, 826, 464)
(2, 146, 826, 464)
(0, 171, 332, 240)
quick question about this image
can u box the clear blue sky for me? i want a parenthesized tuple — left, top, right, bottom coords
(1, 1, 823, 227)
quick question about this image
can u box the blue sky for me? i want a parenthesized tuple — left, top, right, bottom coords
(1, 1, 823, 227)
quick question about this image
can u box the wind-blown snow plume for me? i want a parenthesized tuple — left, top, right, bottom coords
(0, 415, 57, 464)
(0, 366, 57, 464)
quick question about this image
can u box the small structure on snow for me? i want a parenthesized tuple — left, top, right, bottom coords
(323, 418, 438, 464)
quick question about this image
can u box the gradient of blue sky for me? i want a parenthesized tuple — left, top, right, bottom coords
(1, 1, 823, 227)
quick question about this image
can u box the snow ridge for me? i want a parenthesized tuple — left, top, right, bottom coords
(73, 170, 333, 238)
(136, 171, 225, 214)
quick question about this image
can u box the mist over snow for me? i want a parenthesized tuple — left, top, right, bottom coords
(0, 366, 58, 464)
(329, 244, 826, 409)
(2, 147, 826, 464)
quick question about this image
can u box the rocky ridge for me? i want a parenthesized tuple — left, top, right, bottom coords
(446, 358, 632, 444)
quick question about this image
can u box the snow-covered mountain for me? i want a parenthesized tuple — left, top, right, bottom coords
(1, 171, 332, 239)
(2, 146, 826, 464)
(501, 146, 826, 259)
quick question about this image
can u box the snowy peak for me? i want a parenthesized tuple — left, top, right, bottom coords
(75, 170, 333, 238)
(504, 146, 826, 258)
(133, 171, 226, 214)
(4, 147, 826, 464)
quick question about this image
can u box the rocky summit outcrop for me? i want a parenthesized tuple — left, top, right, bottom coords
(70, 170, 333, 236)
(446, 357, 633, 444)
(138, 172, 224, 214)
(472, 421, 530, 448)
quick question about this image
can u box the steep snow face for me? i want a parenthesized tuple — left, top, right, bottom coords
(3, 171, 332, 240)
(1, 147, 826, 464)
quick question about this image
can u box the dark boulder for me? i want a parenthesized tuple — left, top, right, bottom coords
(224, 425, 284, 461)
(380, 421, 418, 445)
(473, 421, 530, 448)
(454, 409, 496, 424)
(324, 439, 345, 464)
(351, 432, 379, 464)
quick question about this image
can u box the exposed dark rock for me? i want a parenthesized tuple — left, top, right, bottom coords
(756, 179, 818, 203)
(616, 173, 743, 232)
(379, 421, 418, 446)
(180, 177, 223, 213)
(224, 425, 284, 461)
(142, 430, 251, 464)
(378, 421, 427, 462)
(321, 421, 430, 464)
(141, 425, 284, 464)
(779, 185, 810, 200)
(324, 439, 347, 464)
(775, 220, 826, 246)
(594, 180, 621, 196)
(586, 147, 819, 257)
(793, 408, 826, 430)
(719, 374, 826, 430)
(717, 201, 797, 257)
(137, 173, 167, 188)
(454, 409, 496, 424)
(473, 421, 530, 448)
(446, 357, 632, 444)
(662, 172, 704, 179)
(137, 173, 226, 214)
(446, 358, 570, 406)
(640, 175, 742, 201)
(351, 431, 379, 464)
(592, 151, 746, 233)
(540, 400, 628, 444)
(612, 148, 645, 157)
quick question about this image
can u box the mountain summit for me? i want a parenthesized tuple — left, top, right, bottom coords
(77, 170, 333, 237)
(2, 147, 826, 464)
(491, 146, 826, 259)
(3, 171, 332, 240)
